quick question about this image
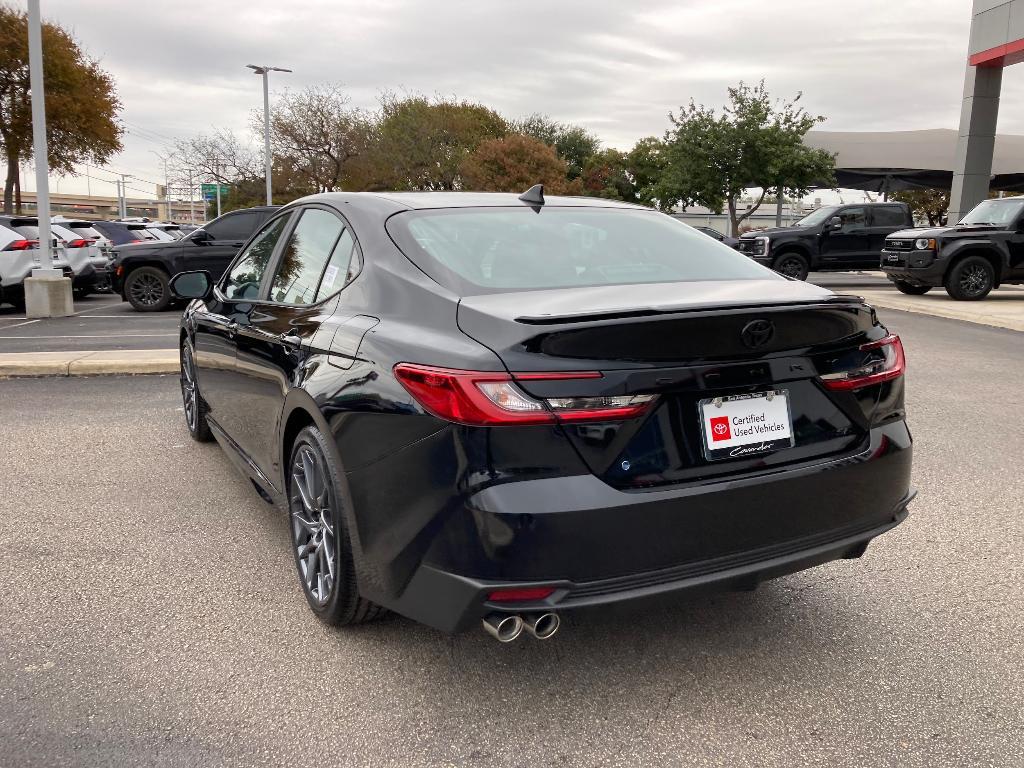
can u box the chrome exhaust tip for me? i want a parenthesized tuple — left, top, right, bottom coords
(522, 612, 560, 640)
(482, 613, 524, 643)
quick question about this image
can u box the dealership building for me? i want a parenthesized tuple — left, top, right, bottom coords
(951, 0, 1024, 221)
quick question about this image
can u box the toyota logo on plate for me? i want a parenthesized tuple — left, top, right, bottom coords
(713, 423, 728, 435)
(740, 319, 775, 349)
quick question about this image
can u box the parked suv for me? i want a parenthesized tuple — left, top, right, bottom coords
(0, 223, 73, 308)
(881, 196, 1024, 300)
(111, 206, 279, 311)
(737, 203, 913, 280)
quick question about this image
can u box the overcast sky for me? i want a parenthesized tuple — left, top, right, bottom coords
(23, 0, 1018, 199)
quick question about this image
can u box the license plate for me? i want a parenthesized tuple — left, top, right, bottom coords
(698, 390, 795, 461)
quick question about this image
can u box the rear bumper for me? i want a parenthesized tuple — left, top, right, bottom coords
(365, 422, 914, 633)
(389, 500, 910, 633)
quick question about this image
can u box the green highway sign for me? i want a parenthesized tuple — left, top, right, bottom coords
(201, 183, 230, 201)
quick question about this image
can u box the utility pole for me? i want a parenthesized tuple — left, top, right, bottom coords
(247, 64, 291, 205)
(214, 159, 222, 218)
(187, 170, 195, 223)
(118, 173, 131, 218)
(24, 0, 72, 317)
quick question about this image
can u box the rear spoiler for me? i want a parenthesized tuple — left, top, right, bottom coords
(514, 295, 868, 325)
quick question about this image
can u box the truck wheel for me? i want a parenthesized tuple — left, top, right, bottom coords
(772, 252, 810, 281)
(125, 266, 171, 311)
(893, 280, 931, 296)
(945, 256, 994, 301)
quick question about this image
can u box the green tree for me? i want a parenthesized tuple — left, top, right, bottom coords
(626, 137, 667, 209)
(0, 4, 122, 213)
(656, 81, 834, 234)
(513, 113, 600, 180)
(366, 93, 507, 190)
(460, 134, 578, 194)
(890, 188, 949, 226)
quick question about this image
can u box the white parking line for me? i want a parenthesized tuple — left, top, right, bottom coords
(0, 333, 177, 339)
(3, 319, 41, 329)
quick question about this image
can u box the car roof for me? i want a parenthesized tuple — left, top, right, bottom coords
(295, 191, 651, 212)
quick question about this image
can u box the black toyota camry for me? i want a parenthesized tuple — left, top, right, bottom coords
(171, 187, 914, 642)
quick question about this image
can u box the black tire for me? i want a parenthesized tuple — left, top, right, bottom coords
(287, 425, 383, 626)
(945, 255, 995, 301)
(772, 251, 810, 281)
(893, 280, 932, 296)
(180, 340, 213, 442)
(125, 266, 171, 311)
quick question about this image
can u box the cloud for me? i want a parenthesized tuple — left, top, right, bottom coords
(36, 0, 1006, 198)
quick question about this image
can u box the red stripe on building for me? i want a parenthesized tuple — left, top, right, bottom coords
(970, 37, 1024, 67)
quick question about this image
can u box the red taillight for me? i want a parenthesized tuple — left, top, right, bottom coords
(821, 335, 905, 391)
(487, 587, 556, 602)
(65, 238, 91, 248)
(393, 364, 656, 426)
(3, 239, 39, 251)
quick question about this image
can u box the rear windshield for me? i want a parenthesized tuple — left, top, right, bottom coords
(12, 225, 40, 239)
(387, 207, 777, 295)
(128, 227, 159, 241)
(69, 224, 104, 239)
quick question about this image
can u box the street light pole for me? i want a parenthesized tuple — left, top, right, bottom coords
(27, 0, 53, 273)
(247, 64, 291, 206)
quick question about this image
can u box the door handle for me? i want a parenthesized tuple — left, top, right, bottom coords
(226, 321, 238, 337)
(280, 331, 302, 347)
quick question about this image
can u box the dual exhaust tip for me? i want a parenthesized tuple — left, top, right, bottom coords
(482, 612, 560, 642)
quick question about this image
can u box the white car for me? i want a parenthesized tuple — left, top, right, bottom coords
(0, 221, 73, 309)
(53, 219, 115, 291)
(51, 222, 110, 296)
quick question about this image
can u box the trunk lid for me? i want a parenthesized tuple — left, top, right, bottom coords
(457, 280, 884, 489)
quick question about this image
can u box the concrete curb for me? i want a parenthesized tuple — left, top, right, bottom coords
(0, 349, 178, 377)
(856, 290, 1024, 333)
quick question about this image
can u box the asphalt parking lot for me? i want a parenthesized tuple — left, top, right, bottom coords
(1, 308, 1021, 767)
(0, 273, 893, 354)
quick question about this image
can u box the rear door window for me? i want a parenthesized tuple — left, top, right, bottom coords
(205, 212, 258, 242)
(871, 206, 906, 227)
(269, 208, 346, 304)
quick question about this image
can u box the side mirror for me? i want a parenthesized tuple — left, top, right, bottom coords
(169, 270, 213, 300)
(828, 216, 842, 231)
(190, 229, 211, 243)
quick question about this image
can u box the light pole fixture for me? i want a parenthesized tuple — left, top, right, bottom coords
(246, 64, 291, 206)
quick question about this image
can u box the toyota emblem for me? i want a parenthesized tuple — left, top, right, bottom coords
(741, 319, 775, 349)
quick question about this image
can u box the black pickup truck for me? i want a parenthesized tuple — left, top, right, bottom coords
(111, 206, 279, 311)
(881, 196, 1024, 300)
(737, 202, 913, 280)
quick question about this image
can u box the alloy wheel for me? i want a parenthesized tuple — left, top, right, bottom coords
(776, 256, 806, 279)
(180, 344, 198, 432)
(958, 264, 991, 298)
(290, 445, 337, 605)
(129, 273, 164, 307)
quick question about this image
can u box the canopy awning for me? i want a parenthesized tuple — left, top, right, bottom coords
(804, 129, 1024, 192)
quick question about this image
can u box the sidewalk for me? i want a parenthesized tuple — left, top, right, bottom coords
(0, 349, 178, 377)
(856, 287, 1024, 332)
